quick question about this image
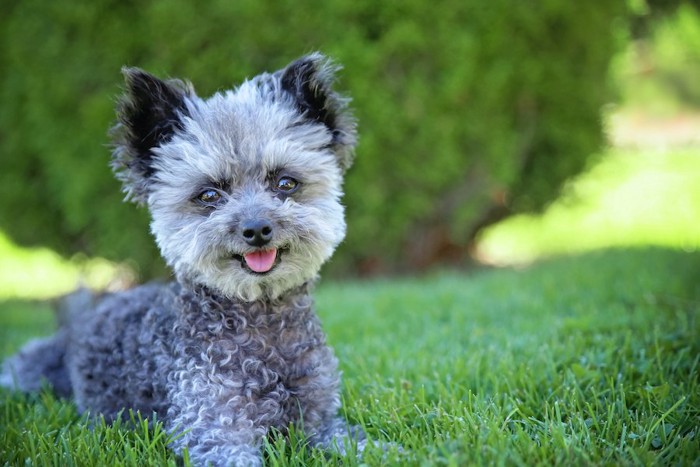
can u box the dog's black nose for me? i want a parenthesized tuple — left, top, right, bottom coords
(241, 220, 273, 247)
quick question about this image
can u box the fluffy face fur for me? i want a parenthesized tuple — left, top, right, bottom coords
(112, 53, 356, 301)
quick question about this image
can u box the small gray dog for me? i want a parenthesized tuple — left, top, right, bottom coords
(1, 53, 366, 466)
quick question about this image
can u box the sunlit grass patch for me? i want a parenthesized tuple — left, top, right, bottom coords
(476, 147, 700, 265)
(0, 232, 129, 300)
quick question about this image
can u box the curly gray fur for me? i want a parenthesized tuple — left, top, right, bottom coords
(1, 53, 368, 466)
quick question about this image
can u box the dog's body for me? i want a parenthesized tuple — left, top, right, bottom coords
(1, 53, 364, 466)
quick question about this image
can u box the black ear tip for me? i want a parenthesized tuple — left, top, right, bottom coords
(120, 67, 165, 95)
(121, 66, 140, 76)
(284, 52, 338, 80)
(297, 51, 328, 68)
(289, 51, 323, 64)
(121, 67, 147, 84)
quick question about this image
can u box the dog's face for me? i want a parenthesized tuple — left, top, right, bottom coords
(111, 54, 356, 301)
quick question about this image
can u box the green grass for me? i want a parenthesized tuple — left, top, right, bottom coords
(2, 247, 698, 465)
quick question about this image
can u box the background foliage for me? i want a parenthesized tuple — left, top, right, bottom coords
(616, 2, 700, 113)
(0, 0, 640, 278)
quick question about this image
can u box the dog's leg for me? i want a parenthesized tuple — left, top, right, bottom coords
(166, 401, 267, 467)
(177, 437, 262, 467)
(309, 417, 369, 457)
(1, 331, 72, 398)
(169, 427, 263, 467)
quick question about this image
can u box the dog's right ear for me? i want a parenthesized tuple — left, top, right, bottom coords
(111, 68, 194, 204)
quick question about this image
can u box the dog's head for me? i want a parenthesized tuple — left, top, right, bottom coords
(111, 53, 355, 301)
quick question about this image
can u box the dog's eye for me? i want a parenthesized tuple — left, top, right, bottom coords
(196, 189, 223, 206)
(275, 176, 299, 194)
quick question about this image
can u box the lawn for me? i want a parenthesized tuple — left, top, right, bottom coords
(1, 247, 698, 465)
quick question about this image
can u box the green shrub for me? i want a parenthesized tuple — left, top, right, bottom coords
(0, 0, 628, 278)
(615, 2, 700, 113)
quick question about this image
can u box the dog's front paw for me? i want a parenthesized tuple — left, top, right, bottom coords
(183, 442, 262, 467)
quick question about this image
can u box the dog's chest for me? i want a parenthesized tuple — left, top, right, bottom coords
(175, 291, 335, 401)
(209, 311, 326, 389)
(165, 287, 341, 433)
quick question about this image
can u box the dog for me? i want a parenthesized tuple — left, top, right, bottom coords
(1, 52, 367, 466)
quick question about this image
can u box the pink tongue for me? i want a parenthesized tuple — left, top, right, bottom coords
(243, 249, 278, 273)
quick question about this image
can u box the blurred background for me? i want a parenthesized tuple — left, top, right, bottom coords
(0, 0, 698, 298)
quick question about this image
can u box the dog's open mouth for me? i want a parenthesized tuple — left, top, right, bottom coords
(232, 248, 282, 275)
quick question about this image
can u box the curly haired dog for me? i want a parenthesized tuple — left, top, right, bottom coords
(1, 53, 367, 466)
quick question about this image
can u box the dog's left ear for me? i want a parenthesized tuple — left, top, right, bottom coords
(280, 53, 356, 172)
